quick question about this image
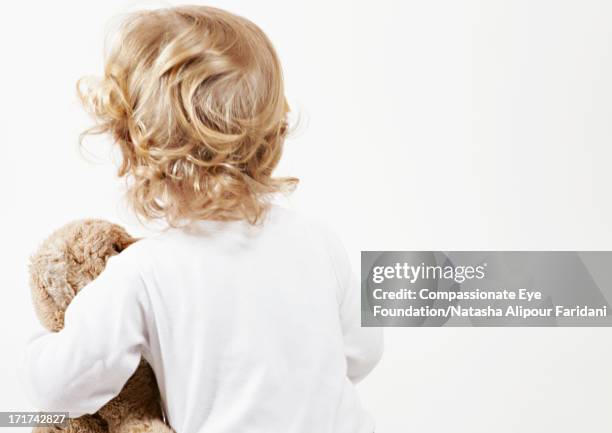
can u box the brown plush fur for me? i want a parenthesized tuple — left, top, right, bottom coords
(29, 219, 173, 433)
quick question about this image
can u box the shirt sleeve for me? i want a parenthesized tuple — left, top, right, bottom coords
(323, 226, 384, 384)
(21, 251, 149, 417)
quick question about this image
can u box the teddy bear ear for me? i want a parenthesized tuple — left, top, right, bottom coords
(29, 227, 76, 332)
(109, 224, 138, 253)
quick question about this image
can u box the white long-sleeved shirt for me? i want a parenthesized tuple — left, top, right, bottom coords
(22, 205, 383, 433)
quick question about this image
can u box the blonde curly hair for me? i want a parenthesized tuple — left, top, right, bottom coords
(77, 5, 298, 226)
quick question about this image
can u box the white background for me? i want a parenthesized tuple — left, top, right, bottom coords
(1, 0, 612, 432)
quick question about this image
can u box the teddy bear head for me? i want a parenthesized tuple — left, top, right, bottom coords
(29, 219, 137, 331)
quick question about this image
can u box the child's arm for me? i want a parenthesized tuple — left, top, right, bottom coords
(323, 227, 384, 384)
(21, 253, 149, 417)
(339, 266, 384, 383)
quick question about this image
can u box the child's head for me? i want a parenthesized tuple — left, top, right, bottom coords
(78, 5, 297, 226)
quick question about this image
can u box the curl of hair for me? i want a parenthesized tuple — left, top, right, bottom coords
(77, 5, 298, 226)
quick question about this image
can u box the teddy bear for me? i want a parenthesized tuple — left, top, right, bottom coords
(28, 219, 173, 433)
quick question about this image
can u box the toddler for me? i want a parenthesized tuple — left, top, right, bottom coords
(23, 5, 383, 433)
